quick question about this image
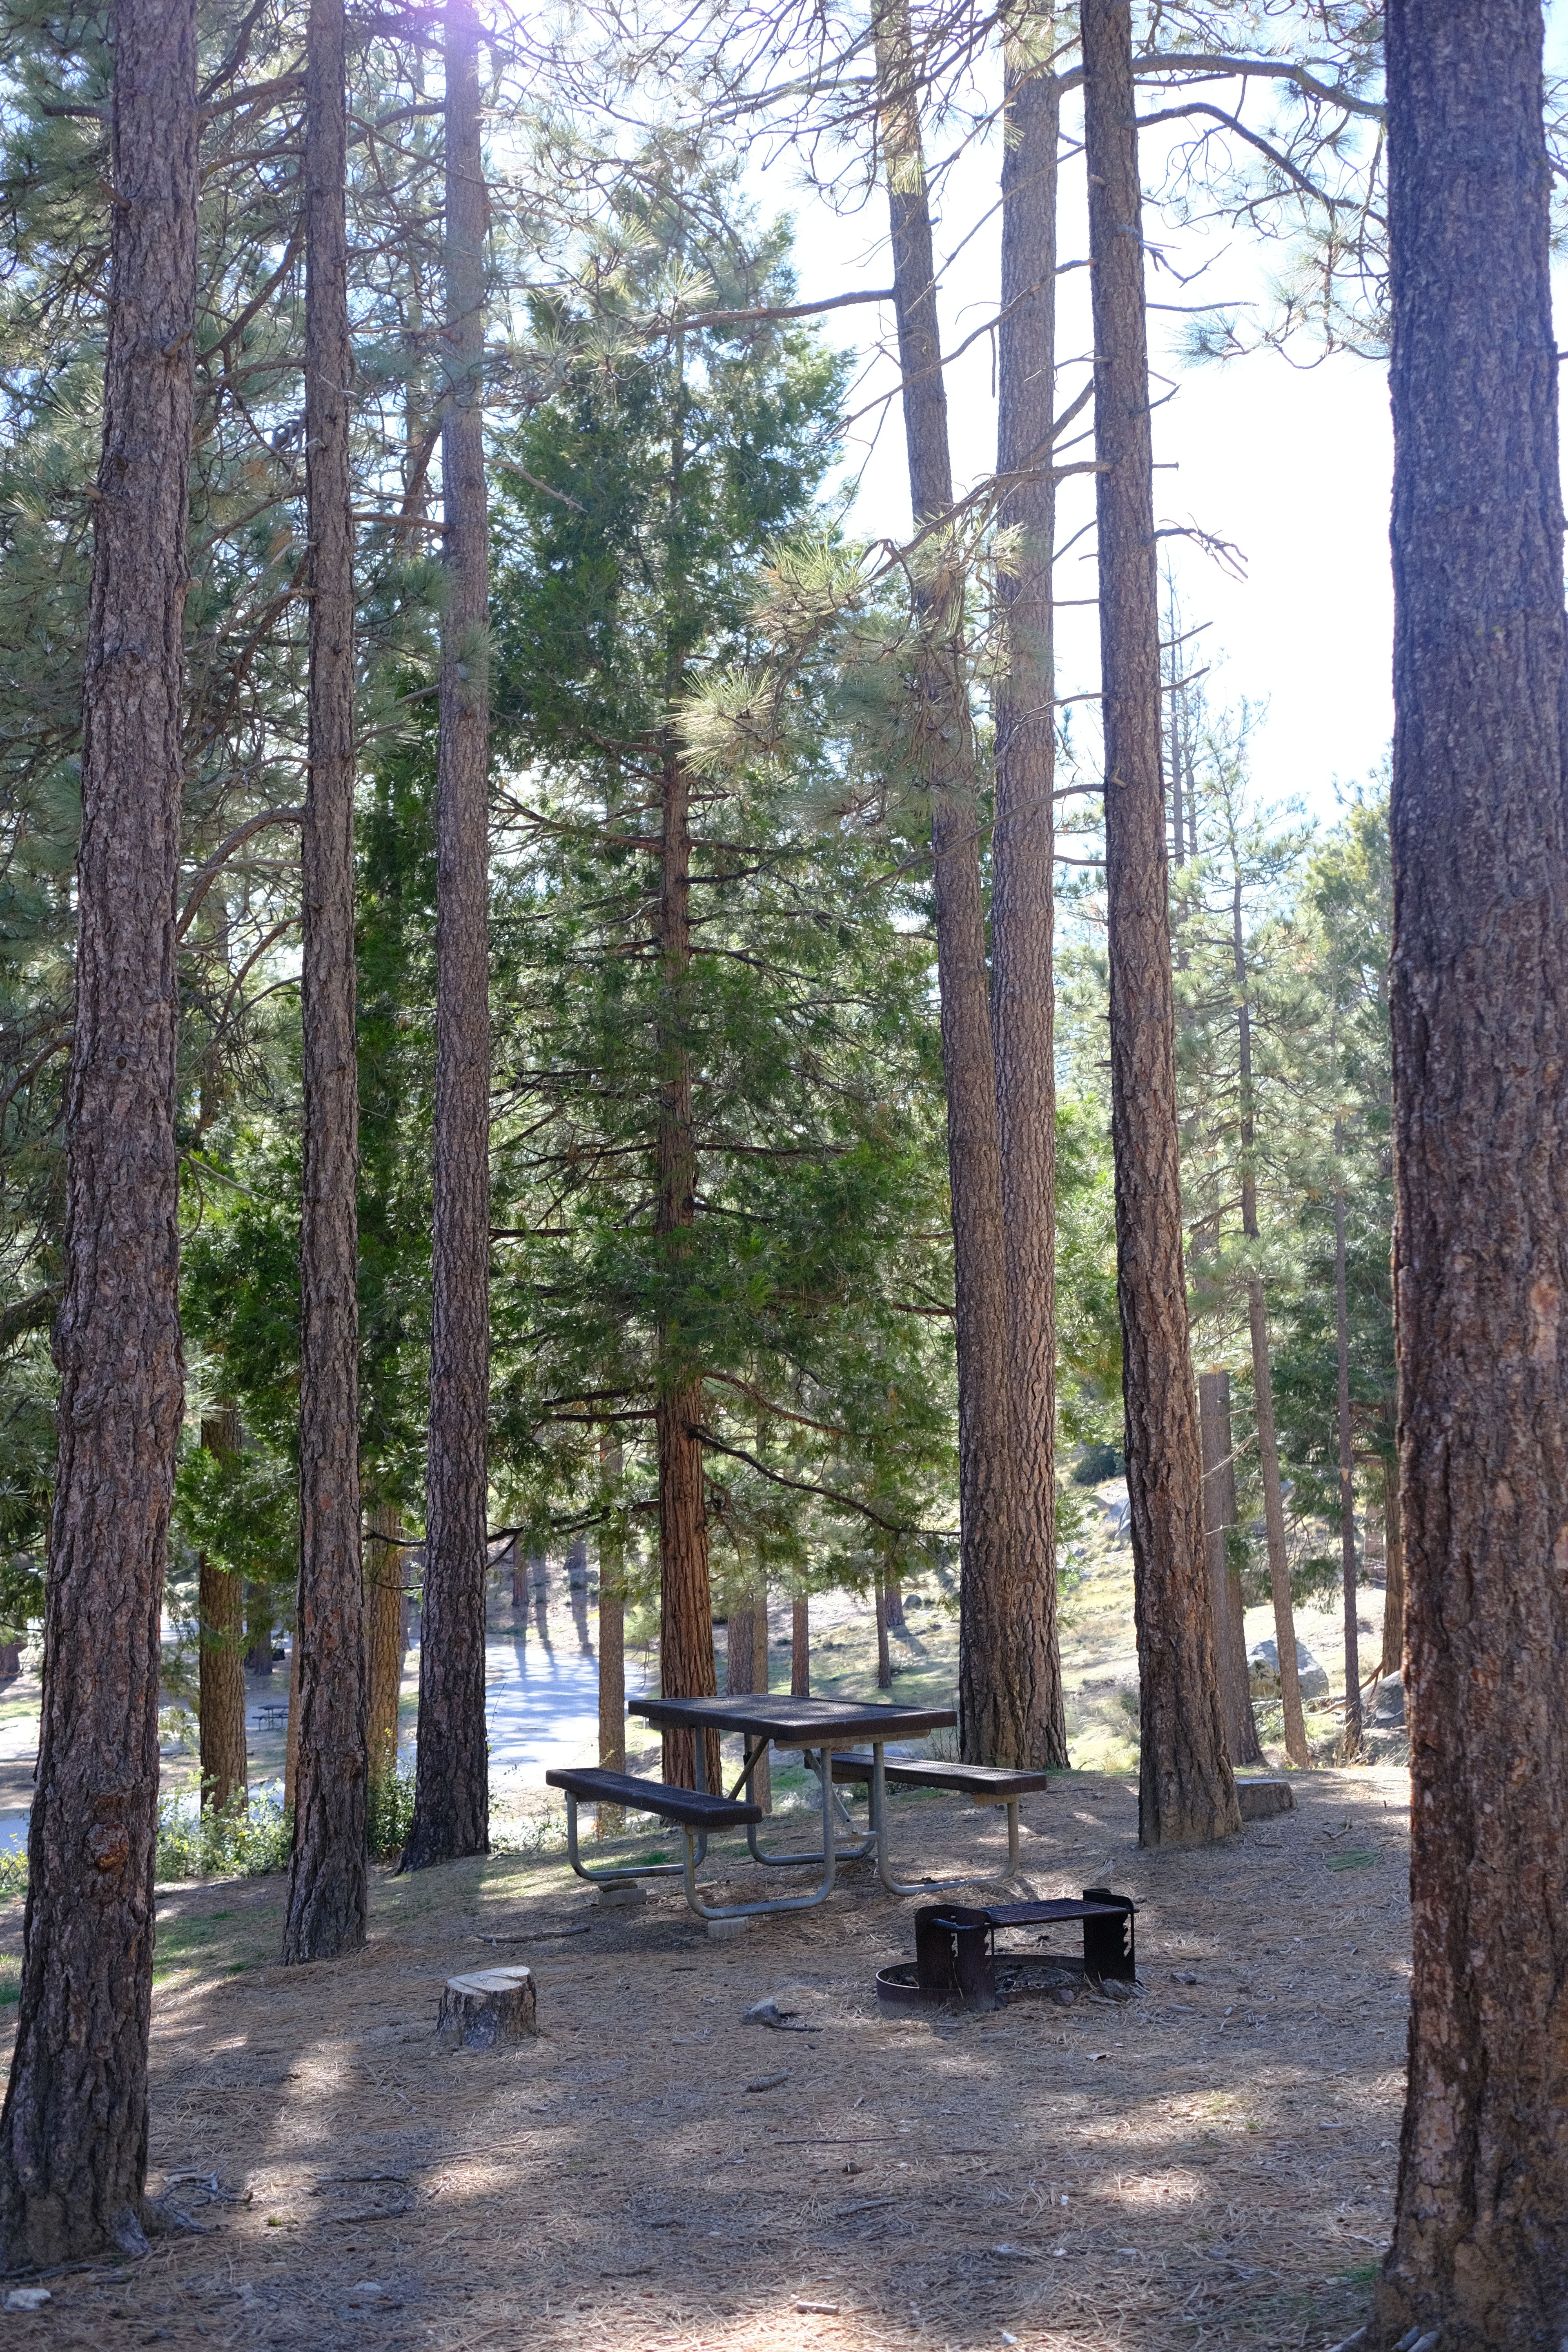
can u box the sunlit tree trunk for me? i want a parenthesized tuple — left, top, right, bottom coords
(1379, 1461, 1405, 1683)
(364, 1500, 405, 1792)
(596, 1447, 626, 1835)
(0, 0, 196, 2263)
(1333, 1147, 1362, 1757)
(1230, 865, 1309, 1768)
(991, 4, 1068, 1766)
(1376, 1, 1568, 2338)
(283, 0, 368, 1965)
(1082, 0, 1236, 1846)
(791, 1593, 810, 1697)
(405, 0, 492, 1870)
(1196, 1372, 1261, 1767)
(873, 0, 1027, 1767)
(198, 1408, 247, 1815)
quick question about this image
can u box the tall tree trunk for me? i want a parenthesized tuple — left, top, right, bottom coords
(990, 8, 1068, 1766)
(198, 1409, 247, 1815)
(791, 1592, 809, 1697)
(652, 744, 718, 1789)
(405, 0, 492, 1871)
(1196, 1372, 1262, 1768)
(651, 323, 719, 1793)
(883, 1575, 904, 1632)
(364, 1501, 404, 1791)
(1333, 1152, 1362, 1757)
(283, 0, 367, 1965)
(725, 1595, 752, 1695)
(1082, 0, 1237, 1847)
(875, 1577, 892, 1688)
(1379, 1457, 1405, 1682)
(749, 1578, 771, 1812)
(1247, 1280, 1310, 1766)
(284, 1621, 301, 1814)
(245, 1587, 274, 1678)
(597, 1446, 626, 1835)
(1376, 3, 1568, 2340)
(0, 0, 196, 2265)
(873, 0, 1021, 1768)
(657, 1377, 717, 1791)
(1232, 866, 1309, 1767)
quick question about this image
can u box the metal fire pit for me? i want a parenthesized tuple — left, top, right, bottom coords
(875, 1888, 1137, 2014)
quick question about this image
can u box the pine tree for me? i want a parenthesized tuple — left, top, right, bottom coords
(404, 0, 493, 1871)
(486, 167, 956, 1779)
(1376, 1, 1568, 2334)
(1083, 0, 1236, 1846)
(0, 0, 198, 2263)
(871, 0, 1027, 1770)
(284, 0, 368, 1964)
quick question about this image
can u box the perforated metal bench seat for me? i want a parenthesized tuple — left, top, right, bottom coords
(544, 1765, 762, 1833)
(826, 1754, 1057, 1803)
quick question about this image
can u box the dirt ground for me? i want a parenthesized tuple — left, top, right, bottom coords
(0, 1762, 1408, 2352)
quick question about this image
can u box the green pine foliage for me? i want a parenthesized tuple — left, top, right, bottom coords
(485, 163, 959, 1611)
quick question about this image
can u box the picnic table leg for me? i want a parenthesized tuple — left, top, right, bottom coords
(677, 1742, 844, 1921)
(561, 1789, 699, 1886)
(742, 1739, 875, 1869)
(872, 1746, 1028, 1897)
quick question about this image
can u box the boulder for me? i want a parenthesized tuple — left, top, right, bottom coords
(1235, 1777, 1295, 1821)
(1248, 1637, 1330, 1700)
(1366, 1675, 1407, 1731)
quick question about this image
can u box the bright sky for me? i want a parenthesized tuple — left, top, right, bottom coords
(741, 47, 1404, 831)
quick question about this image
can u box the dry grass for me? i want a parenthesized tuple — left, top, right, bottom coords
(0, 1761, 1409, 2351)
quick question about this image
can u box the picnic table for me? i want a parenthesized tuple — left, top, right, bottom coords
(545, 1693, 1058, 1924)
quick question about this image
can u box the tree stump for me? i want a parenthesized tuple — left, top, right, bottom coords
(434, 1965, 537, 2049)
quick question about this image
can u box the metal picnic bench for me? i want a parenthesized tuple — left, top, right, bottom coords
(545, 1692, 1060, 1923)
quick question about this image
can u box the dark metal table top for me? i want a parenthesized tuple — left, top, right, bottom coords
(626, 1692, 958, 1747)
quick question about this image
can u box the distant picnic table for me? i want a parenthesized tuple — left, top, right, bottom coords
(546, 1692, 1059, 1923)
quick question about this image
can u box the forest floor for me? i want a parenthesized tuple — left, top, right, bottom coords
(0, 1761, 1408, 2352)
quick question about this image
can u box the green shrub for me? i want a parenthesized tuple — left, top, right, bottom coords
(156, 1789, 292, 1880)
(1071, 1440, 1125, 1486)
(366, 1766, 416, 1860)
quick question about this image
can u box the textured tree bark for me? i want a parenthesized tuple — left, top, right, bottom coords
(1082, 0, 1237, 1849)
(883, 1576, 904, 1632)
(244, 1589, 274, 1679)
(650, 750, 715, 1790)
(991, 9, 1068, 1768)
(1375, 4, 1568, 2341)
(364, 1501, 404, 1791)
(650, 328, 718, 1794)
(725, 1598, 751, 1695)
(1196, 1373, 1262, 1768)
(791, 1593, 810, 1697)
(198, 1409, 247, 1815)
(596, 1464, 626, 1836)
(1333, 1159, 1363, 1757)
(874, 1577, 892, 1688)
(1232, 871, 1309, 1768)
(657, 1378, 717, 1791)
(873, 0, 1022, 1769)
(1247, 1281, 1310, 1767)
(283, 0, 368, 1965)
(749, 1580, 771, 1812)
(405, 0, 492, 1872)
(1379, 1461, 1405, 1683)
(0, 0, 196, 2266)
(284, 1625, 300, 1814)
